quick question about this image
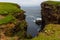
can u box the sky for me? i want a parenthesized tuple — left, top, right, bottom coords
(0, 0, 60, 6)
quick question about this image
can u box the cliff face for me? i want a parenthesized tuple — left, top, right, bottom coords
(32, 1, 60, 40)
(41, 1, 60, 24)
(0, 2, 27, 40)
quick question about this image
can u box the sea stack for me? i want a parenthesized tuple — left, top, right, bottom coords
(0, 2, 27, 40)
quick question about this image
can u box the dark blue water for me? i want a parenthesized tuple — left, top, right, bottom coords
(21, 6, 41, 37)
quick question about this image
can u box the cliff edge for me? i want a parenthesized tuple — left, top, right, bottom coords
(0, 2, 27, 40)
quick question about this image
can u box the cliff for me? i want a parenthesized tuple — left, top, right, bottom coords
(32, 1, 60, 40)
(41, 1, 60, 24)
(0, 2, 27, 40)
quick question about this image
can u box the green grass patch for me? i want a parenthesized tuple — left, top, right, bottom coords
(0, 15, 15, 25)
(43, 1, 60, 6)
(0, 2, 24, 24)
(0, 2, 23, 15)
(32, 24, 60, 40)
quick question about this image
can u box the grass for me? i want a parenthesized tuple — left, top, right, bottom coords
(0, 2, 27, 40)
(0, 2, 24, 24)
(0, 2, 23, 15)
(0, 2, 19, 7)
(0, 15, 15, 25)
(43, 1, 60, 6)
(32, 24, 60, 40)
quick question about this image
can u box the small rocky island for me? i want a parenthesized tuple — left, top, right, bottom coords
(35, 18, 42, 25)
(32, 1, 60, 40)
(0, 2, 27, 40)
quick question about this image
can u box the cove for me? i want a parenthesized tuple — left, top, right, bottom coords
(21, 6, 42, 37)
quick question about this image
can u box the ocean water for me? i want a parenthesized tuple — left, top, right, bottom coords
(21, 6, 41, 37)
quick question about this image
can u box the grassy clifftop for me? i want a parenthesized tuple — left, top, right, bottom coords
(0, 2, 25, 24)
(42, 1, 60, 6)
(0, 2, 27, 40)
(32, 24, 60, 40)
(0, 2, 23, 15)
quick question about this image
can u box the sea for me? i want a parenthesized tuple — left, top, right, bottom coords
(21, 6, 41, 37)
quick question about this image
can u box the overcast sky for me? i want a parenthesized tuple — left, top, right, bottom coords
(0, 0, 60, 6)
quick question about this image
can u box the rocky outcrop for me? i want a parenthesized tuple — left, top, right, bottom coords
(41, 1, 60, 25)
(0, 2, 27, 40)
(32, 1, 60, 40)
